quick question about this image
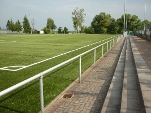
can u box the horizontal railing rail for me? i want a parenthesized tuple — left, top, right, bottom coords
(0, 35, 123, 113)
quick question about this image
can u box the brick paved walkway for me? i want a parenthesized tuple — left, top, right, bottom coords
(44, 38, 125, 113)
(131, 36, 151, 71)
(131, 36, 151, 113)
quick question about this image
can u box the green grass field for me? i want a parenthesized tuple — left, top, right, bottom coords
(0, 34, 117, 113)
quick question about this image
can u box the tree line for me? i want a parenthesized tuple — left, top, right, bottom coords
(87, 12, 151, 34)
(6, 15, 32, 34)
(72, 8, 151, 34)
(4, 7, 151, 34)
(6, 19, 22, 32)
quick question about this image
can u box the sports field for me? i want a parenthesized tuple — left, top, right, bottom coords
(0, 34, 117, 113)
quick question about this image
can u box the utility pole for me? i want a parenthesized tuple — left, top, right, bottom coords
(123, 0, 126, 37)
(29, 14, 35, 34)
(144, 0, 146, 31)
(31, 19, 35, 34)
(126, 10, 127, 31)
(29, 14, 32, 34)
(144, 0, 146, 39)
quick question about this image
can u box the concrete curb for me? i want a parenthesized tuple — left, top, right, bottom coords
(131, 36, 151, 113)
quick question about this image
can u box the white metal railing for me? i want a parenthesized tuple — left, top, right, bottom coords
(0, 35, 123, 113)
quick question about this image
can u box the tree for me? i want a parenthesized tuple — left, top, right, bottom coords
(80, 26, 85, 33)
(140, 20, 150, 29)
(85, 26, 95, 34)
(149, 22, 151, 30)
(6, 20, 11, 30)
(72, 7, 86, 33)
(10, 19, 15, 32)
(46, 18, 56, 32)
(32, 29, 38, 34)
(6, 19, 15, 31)
(43, 27, 50, 34)
(63, 27, 69, 34)
(117, 14, 141, 33)
(15, 20, 22, 32)
(58, 27, 63, 34)
(0, 26, 1, 30)
(23, 15, 31, 33)
(91, 12, 112, 34)
(107, 18, 119, 34)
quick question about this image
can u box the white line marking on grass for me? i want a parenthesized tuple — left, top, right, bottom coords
(0, 37, 114, 71)
(12, 41, 17, 42)
(0, 40, 17, 43)
(0, 66, 27, 71)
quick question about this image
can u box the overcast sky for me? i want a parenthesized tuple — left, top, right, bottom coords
(0, 0, 151, 31)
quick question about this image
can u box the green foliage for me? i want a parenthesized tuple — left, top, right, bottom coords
(85, 26, 95, 34)
(100, 27, 107, 33)
(6, 19, 22, 32)
(57, 26, 69, 34)
(46, 18, 56, 32)
(149, 22, 151, 30)
(72, 7, 86, 33)
(9, 19, 15, 31)
(23, 15, 31, 33)
(58, 27, 63, 34)
(91, 12, 112, 34)
(43, 27, 50, 34)
(117, 14, 141, 33)
(9, 19, 14, 31)
(32, 29, 38, 34)
(63, 27, 69, 34)
(108, 18, 119, 34)
(15, 20, 22, 32)
(90, 12, 148, 34)
(80, 26, 85, 33)
(6, 20, 11, 30)
(139, 20, 150, 29)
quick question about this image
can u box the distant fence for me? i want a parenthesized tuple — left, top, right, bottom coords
(135, 29, 151, 41)
(134, 25, 151, 41)
(0, 35, 123, 113)
(0, 30, 23, 34)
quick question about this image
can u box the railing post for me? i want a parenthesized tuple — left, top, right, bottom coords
(94, 49, 96, 64)
(40, 75, 44, 113)
(118, 36, 119, 42)
(107, 42, 108, 51)
(110, 40, 111, 49)
(102, 45, 104, 56)
(79, 56, 82, 83)
(113, 38, 115, 46)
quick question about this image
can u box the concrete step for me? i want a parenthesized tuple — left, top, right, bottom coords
(131, 37, 151, 113)
(121, 37, 145, 113)
(101, 37, 145, 113)
(101, 38, 127, 113)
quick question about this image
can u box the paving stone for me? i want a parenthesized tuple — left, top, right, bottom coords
(131, 36, 151, 113)
(44, 38, 125, 113)
(126, 110, 144, 113)
(102, 107, 120, 113)
(127, 98, 143, 111)
(44, 36, 151, 113)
